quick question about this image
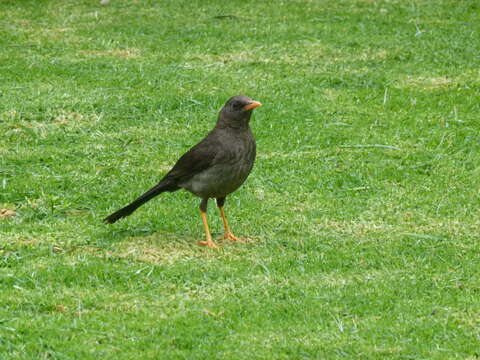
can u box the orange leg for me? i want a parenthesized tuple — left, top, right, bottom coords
(218, 206, 244, 242)
(197, 210, 219, 248)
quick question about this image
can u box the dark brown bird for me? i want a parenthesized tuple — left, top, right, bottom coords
(103, 95, 262, 248)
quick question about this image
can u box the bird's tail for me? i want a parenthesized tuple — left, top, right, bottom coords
(103, 180, 178, 224)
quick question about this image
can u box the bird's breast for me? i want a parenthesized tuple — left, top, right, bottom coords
(180, 134, 256, 199)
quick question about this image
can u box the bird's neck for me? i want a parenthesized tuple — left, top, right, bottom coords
(216, 113, 252, 131)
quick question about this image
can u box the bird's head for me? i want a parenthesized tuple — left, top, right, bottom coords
(217, 95, 262, 129)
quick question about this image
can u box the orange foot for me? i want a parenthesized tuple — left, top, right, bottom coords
(223, 232, 246, 243)
(198, 240, 220, 249)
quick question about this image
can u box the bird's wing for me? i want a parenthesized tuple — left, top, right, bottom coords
(163, 130, 228, 183)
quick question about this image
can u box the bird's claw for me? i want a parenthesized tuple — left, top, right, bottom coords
(198, 240, 220, 249)
(223, 232, 245, 243)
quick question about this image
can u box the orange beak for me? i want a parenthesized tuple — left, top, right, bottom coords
(243, 101, 262, 111)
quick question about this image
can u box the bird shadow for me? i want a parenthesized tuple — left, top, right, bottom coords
(93, 222, 254, 255)
(94, 224, 184, 246)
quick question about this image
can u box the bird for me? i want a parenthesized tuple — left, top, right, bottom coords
(103, 95, 262, 248)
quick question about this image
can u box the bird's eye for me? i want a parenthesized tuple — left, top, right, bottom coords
(232, 101, 243, 110)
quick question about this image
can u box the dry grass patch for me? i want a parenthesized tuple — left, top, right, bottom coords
(184, 45, 328, 68)
(311, 269, 396, 288)
(317, 217, 480, 243)
(0, 208, 16, 219)
(3, 110, 100, 138)
(342, 49, 389, 62)
(79, 48, 142, 59)
(53, 110, 99, 126)
(259, 150, 322, 160)
(397, 75, 456, 90)
(316, 219, 396, 237)
(0, 109, 20, 122)
(92, 234, 224, 264)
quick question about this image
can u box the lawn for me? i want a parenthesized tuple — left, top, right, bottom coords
(1, 0, 480, 358)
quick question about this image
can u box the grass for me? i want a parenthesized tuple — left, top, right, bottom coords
(1, 0, 480, 358)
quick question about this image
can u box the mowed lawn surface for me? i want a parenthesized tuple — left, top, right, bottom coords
(1, 0, 480, 358)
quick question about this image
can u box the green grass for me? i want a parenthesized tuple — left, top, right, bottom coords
(1, 0, 480, 358)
